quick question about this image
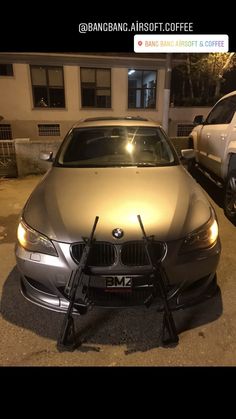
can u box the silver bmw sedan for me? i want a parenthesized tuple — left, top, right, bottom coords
(15, 117, 221, 314)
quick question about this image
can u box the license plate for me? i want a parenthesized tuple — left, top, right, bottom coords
(105, 276, 132, 288)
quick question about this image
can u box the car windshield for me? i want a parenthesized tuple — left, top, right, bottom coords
(55, 126, 177, 167)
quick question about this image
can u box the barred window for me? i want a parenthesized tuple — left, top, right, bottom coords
(0, 124, 12, 140)
(31, 66, 65, 108)
(0, 64, 13, 76)
(81, 68, 111, 108)
(177, 124, 194, 137)
(38, 124, 60, 136)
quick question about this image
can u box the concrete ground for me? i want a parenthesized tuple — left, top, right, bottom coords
(0, 172, 236, 366)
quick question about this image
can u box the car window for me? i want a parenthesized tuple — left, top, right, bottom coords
(205, 96, 236, 125)
(55, 126, 177, 168)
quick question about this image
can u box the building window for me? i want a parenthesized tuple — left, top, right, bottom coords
(0, 124, 12, 140)
(38, 124, 60, 136)
(128, 69, 157, 109)
(0, 64, 13, 76)
(81, 68, 111, 108)
(30, 66, 65, 108)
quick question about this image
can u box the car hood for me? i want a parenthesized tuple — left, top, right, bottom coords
(23, 166, 211, 243)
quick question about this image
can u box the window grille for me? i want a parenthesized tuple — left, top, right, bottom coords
(38, 124, 60, 136)
(0, 124, 12, 140)
(177, 124, 194, 137)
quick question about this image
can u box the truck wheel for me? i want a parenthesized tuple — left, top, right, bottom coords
(224, 170, 236, 222)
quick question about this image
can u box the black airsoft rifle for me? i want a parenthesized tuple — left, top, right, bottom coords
(137, 214, 179, 347)
(57, 216, 99, 351)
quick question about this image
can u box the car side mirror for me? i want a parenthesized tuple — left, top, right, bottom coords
(40, 151, 54, 162)
(193, 115, 204, 125)
(181, 149, 195, 160)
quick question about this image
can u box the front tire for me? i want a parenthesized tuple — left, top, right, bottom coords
(224, 169, 236, 222)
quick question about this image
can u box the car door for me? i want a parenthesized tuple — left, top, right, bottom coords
(198, 95, 236, 176)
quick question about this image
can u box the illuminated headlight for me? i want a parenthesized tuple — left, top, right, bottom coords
(180, 211, 219, 253)
(17, 220, 58, 257)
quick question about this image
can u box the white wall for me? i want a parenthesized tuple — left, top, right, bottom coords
(169, 106, 211, 122)
(0, 64, 32, 120)
(168, 106, 211, 136)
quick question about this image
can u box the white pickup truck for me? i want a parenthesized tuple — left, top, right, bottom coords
(189, 91, 236, 222)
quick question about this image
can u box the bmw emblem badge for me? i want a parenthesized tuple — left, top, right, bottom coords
(112, 228, 124, 239)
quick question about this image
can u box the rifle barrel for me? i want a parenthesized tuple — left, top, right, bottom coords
(137, 214, 146, 238)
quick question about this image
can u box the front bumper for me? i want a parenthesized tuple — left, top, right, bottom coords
(16, 237, 221, 313)
(20, 272, 219, 314)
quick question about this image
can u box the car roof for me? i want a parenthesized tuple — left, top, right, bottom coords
(83, 116, 149, 122)
(73, 117, 161, 129)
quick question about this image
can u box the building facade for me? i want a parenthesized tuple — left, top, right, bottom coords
(0, 53, 211, 142)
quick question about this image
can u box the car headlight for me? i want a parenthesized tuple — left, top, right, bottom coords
(180, 210, 219, 253)
(17, 220, 58, 257)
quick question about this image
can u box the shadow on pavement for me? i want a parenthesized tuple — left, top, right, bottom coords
(1, 266, 223, 354)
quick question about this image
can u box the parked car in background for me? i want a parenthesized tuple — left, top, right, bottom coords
(189, 91, 236, 222)
(16, 117, 221, 315)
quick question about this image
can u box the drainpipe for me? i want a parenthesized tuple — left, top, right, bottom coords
(162, 53, 172, 134)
